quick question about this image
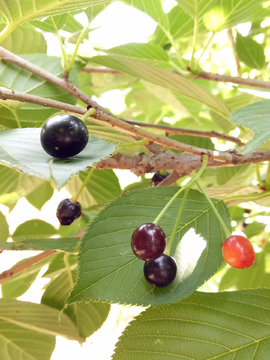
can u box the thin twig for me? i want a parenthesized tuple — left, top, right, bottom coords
(81, 65, 270, 90)
(121, 118, 244, 146)
(0, 250, 56, 285)
(197, 71, 270, 89)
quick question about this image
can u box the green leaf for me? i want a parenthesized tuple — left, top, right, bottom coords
(0, 298, 83, 360)
(42, 270, 110, 339)
(0, 0, 112, 42)
(152, 5, 200, 46)
(216, 165, 254, 186)
(0, 128, 116, 187)
(103, 43, 169, 64)
(1, 255, 56, 298)
(25, 180, 54, 210)
(0, 55, 84, 124)
(0, 24, 47, 54)
(12, 220, 57, 241)
(113, 289, 270, 360)
(177, 0, 219, 20)
(67, 187, 230, 307)
(90, 55, 231, 117)
(122, 0, 169, 32)
(0, 237, 79, 252)
(168, 134, 215, 152)
(66, 169, 121, 209)
(204, 0, 266, 31)
(235, 33, 265, 70)
(0, 211, 9, 242)
(229, 99, 270, 154)
(29, 14, 68, 33)
(43, 252, 78, 279)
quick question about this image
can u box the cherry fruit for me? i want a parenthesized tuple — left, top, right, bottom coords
(151, 170, 170, 187)
(56, 198, 82, 226)
(131, 223, 166, 261)
(221, 235, 256, 269)
(40, 114, 89, 158)
(144, 254, 177, 287)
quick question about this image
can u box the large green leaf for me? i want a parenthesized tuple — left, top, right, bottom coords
(25, 180, 54, 210)
(216, 165, 254, 186)
(67, 187, 230, 307)
(204, 0, 266, 31)
(0, 128, 116, 187)
(66, 169, 121, 209)
(113, 289, 270, 360)
(42, 270, 110, 339)
(235, 33, 265, 70)
(177, 0, 219, 20)
(0, 24, 47, 54)
(229, 99, 270, 154)
(0, 237, 79, 252)
(90, 55, 231, 117)
(0, 298, 83, 360)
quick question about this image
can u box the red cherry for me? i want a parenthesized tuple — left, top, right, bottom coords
(221, 235, 255, 269)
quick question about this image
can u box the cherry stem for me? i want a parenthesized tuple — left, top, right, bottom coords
(153, 154, 209, 225)
(196, 179, 231, 239)
(82, 108, 96, 122)
(71, 165, 96, 203)
(165, 188, 189, 256)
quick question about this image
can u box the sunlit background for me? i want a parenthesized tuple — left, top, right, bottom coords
(0, 0, 269, 359)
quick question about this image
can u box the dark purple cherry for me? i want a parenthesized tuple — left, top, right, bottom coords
(40, 114, 89, 158)
(56, 198, 82, 226)
(131, 223, 166, 261)
(151, 171, 170, 187)
(144, 254, 177, 287)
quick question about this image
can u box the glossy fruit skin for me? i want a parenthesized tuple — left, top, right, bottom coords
(221, 235, 256, 269)
(151, 171, 170, 187)
(40, 114, 89, 158)
(131, 223, 166, 261)
(144, 254, 177, 287)
(56, 198, 82, 226)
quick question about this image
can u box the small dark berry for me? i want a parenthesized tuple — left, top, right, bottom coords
(144, 254, 177, 287)
(40, 114, 89, 158)
(131, 223, 166, 261)
(56, 198, 82, 226)
(151, 171, 170, 187)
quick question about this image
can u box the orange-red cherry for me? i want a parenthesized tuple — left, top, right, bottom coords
(221, 235, 255, 269)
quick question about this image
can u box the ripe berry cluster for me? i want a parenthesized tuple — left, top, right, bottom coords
(131, 223, 177, 287)
(40, 113, 88, 225)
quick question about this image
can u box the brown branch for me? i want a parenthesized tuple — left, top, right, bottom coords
(197, 71, 270, 89)
(0, 87, 235, 163)
(96, 149, 270, 176)
(0, 250, 56, 285)
(81, 67, 123, 75)
(227, 29, 241, 76)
